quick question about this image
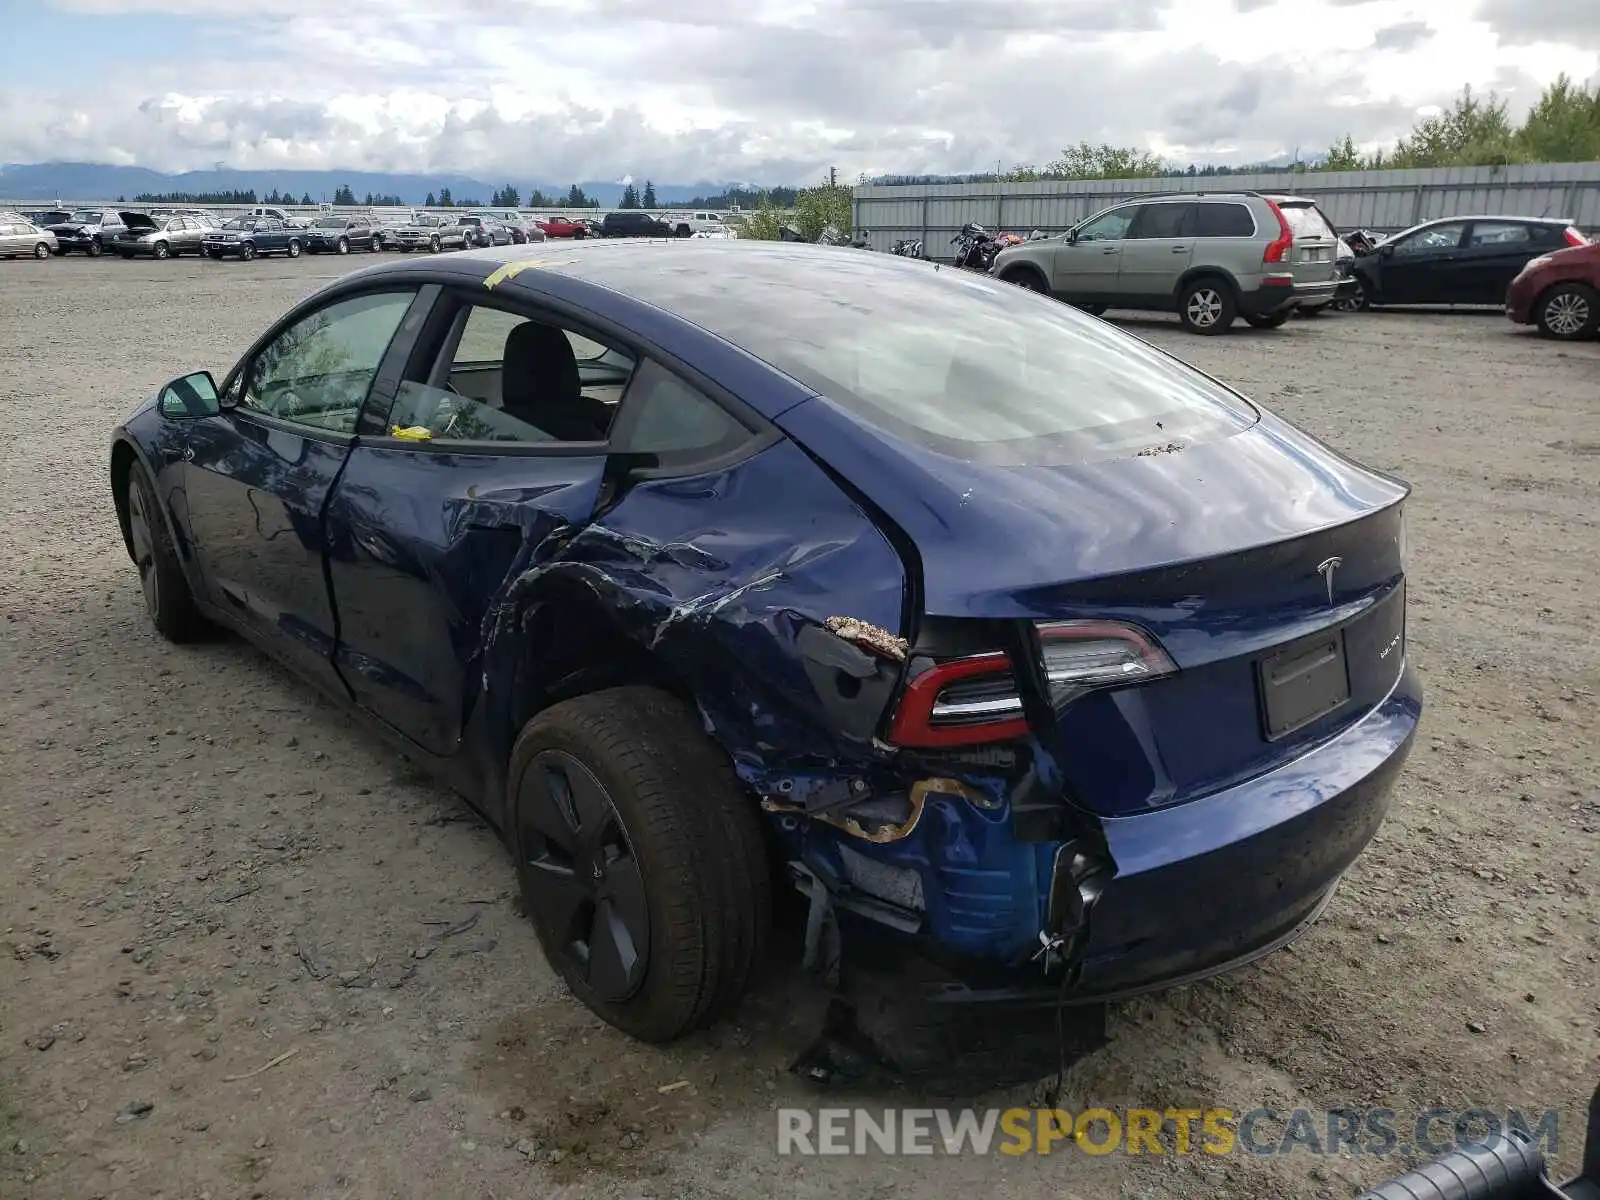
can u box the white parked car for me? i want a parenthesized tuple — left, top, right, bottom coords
(660, 210, 729, 238)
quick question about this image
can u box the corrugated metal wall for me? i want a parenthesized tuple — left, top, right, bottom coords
(852, 162, 1600, 255)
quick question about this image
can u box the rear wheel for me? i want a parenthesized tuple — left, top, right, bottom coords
(153, 241, 170, 260)
(126, 459, 206, 643)
(33, 241, 51, 260)
(370, 234, 382, 252)
(1535, 283, 1597, 341)
(1178, 277, 1236, 334)
(1243, 310, 1292, 329)
(509, 686, 770, 1042)
(287, 239, 302, 258)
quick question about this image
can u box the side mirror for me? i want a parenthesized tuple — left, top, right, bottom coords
(1379, 243, 1395, 258)
(158, 370, 220, 419)
(1065, 228, 1080, 245)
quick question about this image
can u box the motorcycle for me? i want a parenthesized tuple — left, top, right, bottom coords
(891, 238, 925, 258)
(951, 221, 1005, 271)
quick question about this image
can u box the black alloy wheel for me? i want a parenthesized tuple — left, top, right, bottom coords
(517, 750, 651, 1004)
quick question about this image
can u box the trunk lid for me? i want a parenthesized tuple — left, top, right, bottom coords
(1269, 196, 1339, 285)
(777, 398, 1408, 816)
(118, 211, 158, 234)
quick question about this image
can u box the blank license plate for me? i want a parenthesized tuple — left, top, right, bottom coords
(1257, 628, 1350, 740)
(1301, 247, 1331, 262)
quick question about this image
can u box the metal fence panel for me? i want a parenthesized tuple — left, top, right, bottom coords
(853, 162, 1600, 255)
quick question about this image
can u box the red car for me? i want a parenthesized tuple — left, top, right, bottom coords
(534, 215, 588, 239)
(1506, 238, 1599, 341)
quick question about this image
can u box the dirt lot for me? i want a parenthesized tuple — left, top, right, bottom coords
(1, 254, 1597, 1200)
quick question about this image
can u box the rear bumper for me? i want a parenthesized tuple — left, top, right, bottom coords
(928, 663, 1421, 1005)
(1241, 278, 1339, 315)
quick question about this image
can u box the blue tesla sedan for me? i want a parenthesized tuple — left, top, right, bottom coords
(109, 240, 1420, 1042)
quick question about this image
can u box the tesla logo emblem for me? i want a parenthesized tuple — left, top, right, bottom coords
(1316, 556, 1343, 604)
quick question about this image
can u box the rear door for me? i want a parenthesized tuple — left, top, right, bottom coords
(1458, 220, 1544, 303)
(1052, 203, 1139, 302)
(322, 289, 636, 753)
(1115, 202, 1196, 305)
(182, 287, 427, 695)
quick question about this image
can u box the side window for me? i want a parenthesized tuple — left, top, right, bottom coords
(240, 291, 416, 434)
(1076, 206, 1138, 242)
(1128, 203, 1194, 239)
(384, 303, 637, 445)
(1392, 223, 1465, 256)
(614, 360, 751, 462)
(1193, 203, 1255, 238)
(1466, 221, 1531, 248)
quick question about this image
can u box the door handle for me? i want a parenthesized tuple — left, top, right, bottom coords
(1171, 245, 1190, 253)
(1102, 247, 1119, 255)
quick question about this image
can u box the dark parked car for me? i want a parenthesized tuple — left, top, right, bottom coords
(1349, 216, 1588, 309)
(43, 208, 127, 255)
(305, 215, 381, 254)
(600, 211, 673, 238)
(26, 209, 73, 228)
(111, 211, 208, 259)
(203, 217, 303, 260)
(1505, 239, 1600, 341)
(109, 242, 1419, 1043)
(457, 214, 514, 247)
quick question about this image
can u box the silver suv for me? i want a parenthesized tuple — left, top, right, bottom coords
(990, 192, 1339, 333)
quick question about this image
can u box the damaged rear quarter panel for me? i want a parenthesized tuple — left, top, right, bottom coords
(479, 436, 909, 808)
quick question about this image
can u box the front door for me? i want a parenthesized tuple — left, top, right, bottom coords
(182, 288, 424, 695)
(323, 293, 634, 754)
(1377, 221, 1467, 303)
(1052, 204, 1140, 303)
(1115, 201, 1197, 306)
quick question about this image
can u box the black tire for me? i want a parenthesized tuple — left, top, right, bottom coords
(1074, 302, 1108, 316)
(1001, 268, 1049, 294)
(676, 224, 692, 238)
(1178, 276, 1236, 334)
(207, 249, 222, 260)
(240, 241, 255, 262)
(337, 237, 349, 255)
(87, 239, 103, 258)
(508, 686, 771, 1042)
(1243, 310, 1292, 329)
(1534, 282, 1598, 341)
(1353, 278, 1373, 311)
(152, 241, 170, 260)
(126, 459, 206, 643)
(34, 242, 51, 260)
(370, 235, 381, 252)
(287, 239, 301, 258)
(118, 251, 134, 260)
(429, 235, 441, 253)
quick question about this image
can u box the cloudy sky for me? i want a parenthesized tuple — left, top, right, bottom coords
(1, 0, 1596, 185)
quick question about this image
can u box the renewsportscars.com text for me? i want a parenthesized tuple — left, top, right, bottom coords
(776, 1106, 1560, 1157)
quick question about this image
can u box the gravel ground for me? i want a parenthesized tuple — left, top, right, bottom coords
(2, 255, 1597, 1200)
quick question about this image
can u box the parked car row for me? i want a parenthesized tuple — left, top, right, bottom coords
(2, 203, 741, 263)
(976, 192, 1594, 339)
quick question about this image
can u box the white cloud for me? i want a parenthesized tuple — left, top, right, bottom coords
(4, 0, 1596, 183)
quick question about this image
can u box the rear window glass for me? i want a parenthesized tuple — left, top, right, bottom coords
(1277, 203, 1334, 239)
(568, 246, 1256, 466)
(1194, 203, 1255, 237)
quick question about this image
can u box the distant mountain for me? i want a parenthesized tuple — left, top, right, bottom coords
(0, 162, 766, 208)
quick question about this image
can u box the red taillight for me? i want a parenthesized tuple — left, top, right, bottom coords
(885, 621, 1177, 749)
(1564, 227, 1588, 247)
(1262, 199, 1294, 265)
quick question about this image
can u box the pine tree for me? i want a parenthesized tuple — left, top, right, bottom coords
(641, 180, 657, 208)
(425, 191, 436, 207)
